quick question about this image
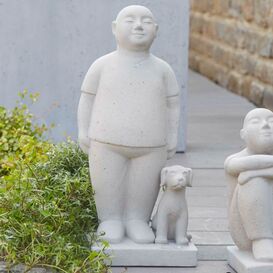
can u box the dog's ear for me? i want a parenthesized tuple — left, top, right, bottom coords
(186, 168, 193, 187)
(160, 167, 168, 188)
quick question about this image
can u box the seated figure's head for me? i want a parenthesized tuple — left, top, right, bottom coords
(112, 5, 158, 52)
(241, 108, 273, 154)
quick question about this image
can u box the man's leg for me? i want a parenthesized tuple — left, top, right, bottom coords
(238, 178, 273, 261)
(229, 186, 252, 250)
(125, 146, 167, 243)
(89, 141, 128, 243)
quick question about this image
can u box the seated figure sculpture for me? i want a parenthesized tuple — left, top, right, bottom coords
(77, 5, 180, 244)
(225, 108, 273, 262)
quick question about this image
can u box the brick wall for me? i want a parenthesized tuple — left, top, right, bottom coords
(189, 0, 273, 109)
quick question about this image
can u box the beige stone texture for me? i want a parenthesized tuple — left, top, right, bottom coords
(241, 76, 253, 98)
(190, 0, 273, 109)
(242, 0, 255, 22)
(227, 71, 243, 95)
(254, 0, 273, 28)
(263, 85, 273, 110)
(250, 80, 265, 105)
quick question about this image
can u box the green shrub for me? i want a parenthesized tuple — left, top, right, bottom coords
(0, 95, 109, 273)
(0, 90, 49, 177)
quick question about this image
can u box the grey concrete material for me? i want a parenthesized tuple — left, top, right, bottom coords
(188, 218, 229, 232)
(228, 246, 273, 273)
(177, 71, 254, 167)
(187, 187, 227, 196)
(173, 151, 230, 169)
(111, 261, 236, 273)
(95, 239, 197, 267)
(187, 196, 228, 208)
(192, 231, 233, 245)
(197, 246, 229, 261)
(0, 0, 189, 151)
(188, 207, 227, 219)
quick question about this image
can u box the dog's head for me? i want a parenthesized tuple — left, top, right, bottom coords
(160, 165, 193, 191)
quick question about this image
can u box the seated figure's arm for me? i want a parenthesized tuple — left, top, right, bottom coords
(164, 63, 180, 159)
(238, 167, 273, 185)
(224, 153, 273, 176)
(77, 58, 102, 154)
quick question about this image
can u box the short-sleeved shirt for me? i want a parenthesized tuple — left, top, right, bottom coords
(81, 52, 180, 147)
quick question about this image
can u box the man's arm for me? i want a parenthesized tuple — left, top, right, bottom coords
(77, 93, 95, 154)
(77, 58, 102, 154)
(225, 153, 273, 176)
(164, 63, 180, 159)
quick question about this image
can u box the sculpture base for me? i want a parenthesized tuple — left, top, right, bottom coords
(227, 246, 273, 273)
(93, 238, 197, 267)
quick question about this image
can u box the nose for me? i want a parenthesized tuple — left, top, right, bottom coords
(177, 175, 184, 181)
(261, 120, 270, 129)
(134, 20, 143, 30)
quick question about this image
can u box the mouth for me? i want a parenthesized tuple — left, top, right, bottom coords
(172, 184, 183, 190)
(132, 33, 145, 36)
(260, 131, 272, 137)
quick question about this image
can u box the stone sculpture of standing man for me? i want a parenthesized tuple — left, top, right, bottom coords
(77, 5, 180, 244)
(225, 108, 273, 262)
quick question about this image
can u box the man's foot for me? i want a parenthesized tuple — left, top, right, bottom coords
(126, 220, 155, 244)
(97, 220, 125, 244)
(253, 239, 273, 262)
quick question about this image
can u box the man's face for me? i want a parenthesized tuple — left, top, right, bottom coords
(241, 109, 273, 154)
(113, 6, 158, 51)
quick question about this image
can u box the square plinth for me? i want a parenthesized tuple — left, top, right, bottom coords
(227, 246, 273, 273)
(93, 239, 197, 267)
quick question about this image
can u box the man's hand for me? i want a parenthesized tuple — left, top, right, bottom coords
(167, 147, 176, 159)
(238, 171, 256, 185)
(239, 167, 273, 185)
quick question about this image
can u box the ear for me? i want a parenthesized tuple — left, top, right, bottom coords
(154, 24, 159, 36)
(160, 167, 168, 187)
(112, 21, 117, 36)
(186, 168, 193, 187)
(240, 129, 245, 140)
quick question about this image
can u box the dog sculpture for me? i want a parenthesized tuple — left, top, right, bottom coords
(152, 165, 192, 245)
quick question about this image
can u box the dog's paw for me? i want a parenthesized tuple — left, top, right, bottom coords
(155, 236, 168, 244)
(176, 236, 189, 245)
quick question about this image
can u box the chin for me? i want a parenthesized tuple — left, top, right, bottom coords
(253, 140, 273, 154)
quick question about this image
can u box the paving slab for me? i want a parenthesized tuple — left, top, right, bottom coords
(228, 246, 273, 273)
(100, 240, 197, 267)
(111, 261, 236, 273)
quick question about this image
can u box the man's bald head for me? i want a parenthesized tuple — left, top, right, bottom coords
(112, 5, 158, 52)
(241, 108, 273, 154)
(243, 108, 273, 129)
(115, 5, 156, 23)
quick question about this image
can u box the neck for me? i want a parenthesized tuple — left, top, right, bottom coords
(117, 46, 150, 60)
(246, 147, 272, 155)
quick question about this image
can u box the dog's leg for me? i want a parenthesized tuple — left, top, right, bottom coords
(155, 211, 168, 244)
(175, 209, 189, 245)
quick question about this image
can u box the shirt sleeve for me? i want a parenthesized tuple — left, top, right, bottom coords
(81, 59, 101, 95)
(165, 64, 180, 98)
